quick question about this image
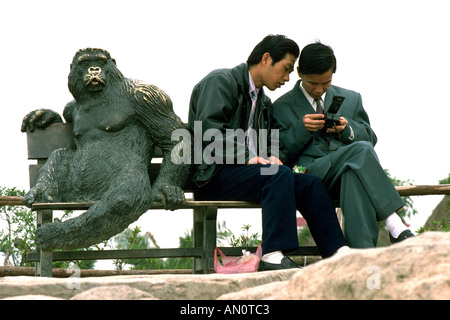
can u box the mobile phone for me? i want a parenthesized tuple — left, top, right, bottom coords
(327, 95, 345, 114)
(323, 95, 345, 130)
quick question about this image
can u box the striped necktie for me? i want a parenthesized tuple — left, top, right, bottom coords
(315, 98, 324, 114)
(246, 90, 258, 157)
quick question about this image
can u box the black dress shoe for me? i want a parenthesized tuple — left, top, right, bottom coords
(389, 229, 415, 244)
(258, 256, 301, 271)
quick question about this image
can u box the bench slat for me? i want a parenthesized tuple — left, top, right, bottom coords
(395, 184, 450, 196)
(27, 248, 204, 262)
(31, 200, 262, 211)
(27, 184, 450, 211)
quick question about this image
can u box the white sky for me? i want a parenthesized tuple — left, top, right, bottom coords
(1, 0, 449, 260)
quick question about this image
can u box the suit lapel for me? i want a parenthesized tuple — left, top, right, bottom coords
(294, 80, 316, 113)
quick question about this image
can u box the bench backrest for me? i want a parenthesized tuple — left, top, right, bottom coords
(26, 123, 181, 190)
(27, 123, 75, 187)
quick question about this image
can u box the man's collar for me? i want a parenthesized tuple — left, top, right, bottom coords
(248, 72, 260, 96)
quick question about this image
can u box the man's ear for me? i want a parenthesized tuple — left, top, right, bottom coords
(261, 52, 272, 66)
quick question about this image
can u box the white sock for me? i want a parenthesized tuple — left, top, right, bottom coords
(385, 213, 407, 238)
(261, 251, 284, 264)
(336, 245, 350, 254)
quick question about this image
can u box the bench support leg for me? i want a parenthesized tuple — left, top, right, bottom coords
(35, 209, 53, 277)
(193, 206, 217, 274)
(37, 250, 53, 277)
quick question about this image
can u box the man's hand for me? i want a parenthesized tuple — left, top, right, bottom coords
(303, 114, 325, 132)
(247, 156, 283, 165)
(325, 117, 347, 134)
(303, 114, 347, 133)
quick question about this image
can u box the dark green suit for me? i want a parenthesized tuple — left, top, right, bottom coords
(272, 80, 404, 247)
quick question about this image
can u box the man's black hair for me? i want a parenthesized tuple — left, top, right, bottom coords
(298, 41, 337, 75)
(247, 34, 299, 67)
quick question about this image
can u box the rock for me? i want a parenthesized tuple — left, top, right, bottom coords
(2, 295, 64, 300)
(280, 231, 450, 300)
(1, 232, 448, 300)
(424, 195, 449, 229)
(70, 285, 158, 300)
(217, 280, 288, 300)
(220, 232, 450, 300)
(0, 268, 297, 300)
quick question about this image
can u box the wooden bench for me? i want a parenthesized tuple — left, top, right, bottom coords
(23, 123, 322, 276)
(13, 123, 450, 276)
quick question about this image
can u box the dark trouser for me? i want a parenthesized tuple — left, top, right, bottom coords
(195, 164, 347, 258)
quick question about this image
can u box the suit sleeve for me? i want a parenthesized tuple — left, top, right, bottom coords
(189, 73, 250, 166)
(341, 92, 377, 146)
(272, 95, 312, 166)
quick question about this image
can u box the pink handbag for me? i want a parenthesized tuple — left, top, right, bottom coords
(214, 244, 262, 274)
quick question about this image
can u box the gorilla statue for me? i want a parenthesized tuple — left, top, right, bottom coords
(21, 48, 192, 250)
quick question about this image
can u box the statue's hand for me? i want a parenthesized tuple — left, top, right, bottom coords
(21, 109, 63, 132)
(22, 187, 54, 208)
(154, 185, 185, 211)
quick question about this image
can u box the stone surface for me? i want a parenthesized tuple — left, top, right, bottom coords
(1, 232, 448, 300)
(220, 232, 450, 300)
(70, 285, 158, 300)
(0, 268, 297, 300)
(2, 295, 64, 300)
